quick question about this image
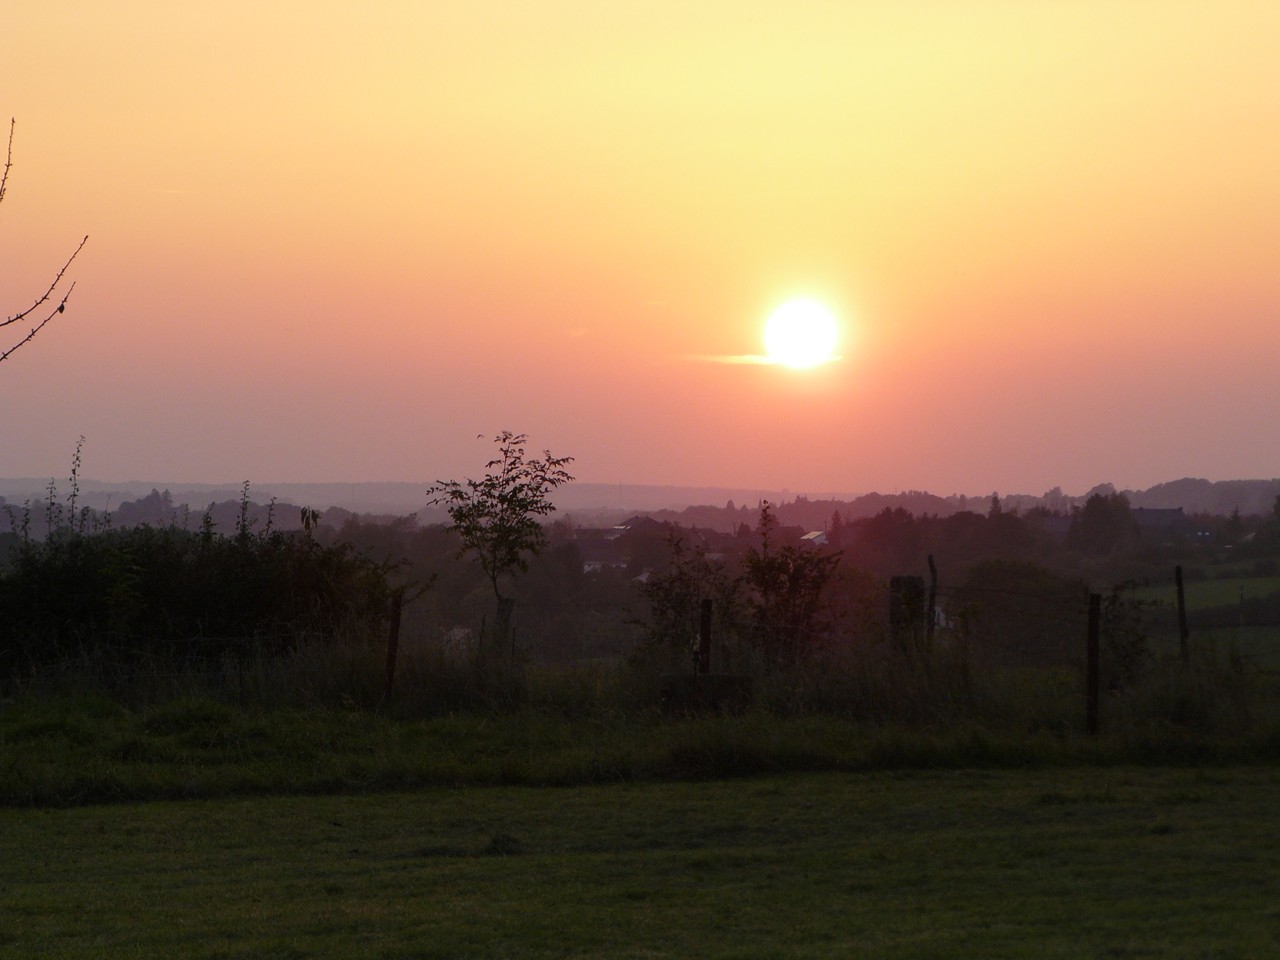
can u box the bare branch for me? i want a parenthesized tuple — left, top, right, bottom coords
(0, 281, 77, 364)
(3, 234, 89, 329)
(0, 118, 13, 206)
(2, 118, 88, 365)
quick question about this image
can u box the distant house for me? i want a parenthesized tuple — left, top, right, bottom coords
(576, 537, 628, 574)
(800, 530, 828, 547)
(1132, 507, 1189, 541)
(1132, 507, 1185, 528)
(1029, 513, 1073, 539)
(612, 515, 670, 537)
(573, 526, 617, 541)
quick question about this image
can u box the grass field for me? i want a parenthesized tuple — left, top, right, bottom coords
(1178, 625, 1280, 669)
(3, 767, 1278, 959)
(1131, 574, 1280, 667)
(1133, 575, 1280, 611)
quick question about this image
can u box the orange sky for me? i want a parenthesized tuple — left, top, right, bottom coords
(3, 2, 1278, 498)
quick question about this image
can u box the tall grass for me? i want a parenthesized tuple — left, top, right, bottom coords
(5, 670, 1276, 807)
(9, 612, 1275, 737)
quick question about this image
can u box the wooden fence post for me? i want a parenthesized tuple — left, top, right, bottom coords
(1086, 592, 1101, 735)
(889, 575, 926, 655)
(925, 555, 938, 654)
(496, 597, 515, 661)
(384, 587, 404, 701)
(1175, 565, 1190, 666)
(697, 598, 713, 675)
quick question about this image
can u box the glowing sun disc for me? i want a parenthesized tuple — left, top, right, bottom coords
(763, 299, 839, 368)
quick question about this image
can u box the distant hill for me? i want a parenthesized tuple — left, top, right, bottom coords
(1127, 478, 1280, 516)
(0, 478, 796, 525)
(1, 476, 1276, 526)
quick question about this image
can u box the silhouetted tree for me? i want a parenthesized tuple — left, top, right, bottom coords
(426, 431, 573, 654)
(828, 510, 846, 548)
(743, 502, 841, 663)
(1068, 492, 1137, 556)
(639, 534, 744, 668)
(848, 506, 920, 574)
(2, 119, 88, 365)
(1220, 507, 1245, 546)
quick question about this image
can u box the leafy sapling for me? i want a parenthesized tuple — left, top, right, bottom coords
(427, 431, 574, 653)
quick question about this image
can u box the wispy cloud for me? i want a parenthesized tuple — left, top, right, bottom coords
(695, 353, 775, 365)
(689, 354, 842, 366)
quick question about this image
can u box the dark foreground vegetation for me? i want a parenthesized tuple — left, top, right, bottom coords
(0, 480, 393, 679)
(3, 465, 1280, 810)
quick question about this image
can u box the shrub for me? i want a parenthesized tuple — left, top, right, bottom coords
(0, 512, 394, 682)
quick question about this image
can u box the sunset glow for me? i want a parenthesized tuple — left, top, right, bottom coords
(2, 3, 1279, 496)
(763, 300, 839, 369)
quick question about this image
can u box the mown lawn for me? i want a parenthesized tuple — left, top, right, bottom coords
(3, 767, 1279, 959)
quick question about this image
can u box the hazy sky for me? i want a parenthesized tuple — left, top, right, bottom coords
(3, 2, 1278, 497)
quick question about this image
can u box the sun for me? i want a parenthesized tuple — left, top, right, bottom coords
(763, 298, 839, 369)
